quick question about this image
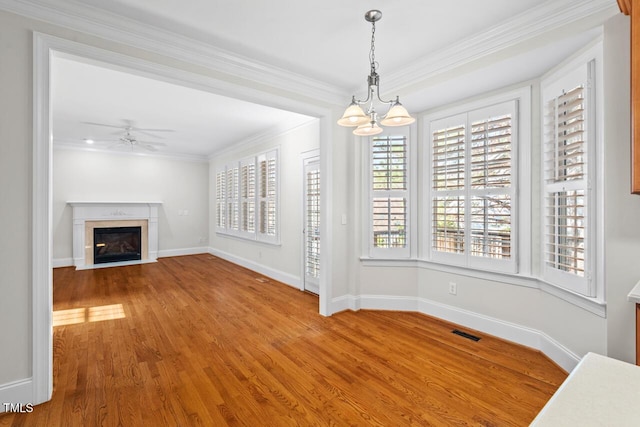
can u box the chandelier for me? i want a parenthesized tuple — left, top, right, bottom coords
(337, 10, 415, 136)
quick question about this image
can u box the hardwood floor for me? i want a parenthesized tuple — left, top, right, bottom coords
(0, 254, 566, 426)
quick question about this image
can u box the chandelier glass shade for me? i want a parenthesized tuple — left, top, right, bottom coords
(338, 10, 415, 136)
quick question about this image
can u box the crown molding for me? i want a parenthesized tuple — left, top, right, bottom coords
(207, 117, 318, 160)
(53, 140, 210, 163)
(0, 0, 619, 108)
(0, 0, 345, 105)
(382, 0, 619, 96)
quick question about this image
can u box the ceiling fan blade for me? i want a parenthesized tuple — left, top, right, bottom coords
(90, 139, 119, 144)
(132, 127, 175, 133)
(131, 129, 174, 139)
(136, 140, 167, 146)
(82, 121, 126, 129)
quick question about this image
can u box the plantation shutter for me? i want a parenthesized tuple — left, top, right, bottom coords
(430, 102, 516, 272)
(468, 110, 513, 264)
(227, 165, 239, 231)
(257, 150, 278, 243)
(215, 169, 226, 230)
(305, 166, 320, 280)
(432, 118, 466, 258)
(370, 132, 410, 258)
(542, 60, 593, 296)
(240, 159, 256, 235)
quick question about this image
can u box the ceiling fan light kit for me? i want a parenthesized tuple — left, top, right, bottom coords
(338, 10, 415, 136)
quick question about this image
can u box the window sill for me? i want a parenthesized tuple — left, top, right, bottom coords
(215, 230, 281, 247)
(359, 257, 606, 317)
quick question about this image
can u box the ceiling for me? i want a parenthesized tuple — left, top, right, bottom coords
(40, 0, 617, 159)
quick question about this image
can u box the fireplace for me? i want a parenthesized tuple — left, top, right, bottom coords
(93, 226, 142, 264)
(69, 201, 161, 269)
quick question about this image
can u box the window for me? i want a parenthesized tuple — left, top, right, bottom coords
(227, 165, 239, 231)
(215, 169, 226, 230)
(215, 149, 279, 244)
(541, 60, 595, 297)
(258, 150, 278, 242)
(240, 159, 256, 234)
(368, 129, 411, 258)
(429, 101, 517, 273)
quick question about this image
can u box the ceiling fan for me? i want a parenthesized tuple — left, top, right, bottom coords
(83, 120, 173, 152)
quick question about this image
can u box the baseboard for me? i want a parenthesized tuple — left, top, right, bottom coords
(157, 247, 208, 258)
(0, 378, 33, 413)
(208, 247, 301, 289)
(52, 257, 73, 268)
(53, 247, 209, 268)
(335, 294, 580, 372)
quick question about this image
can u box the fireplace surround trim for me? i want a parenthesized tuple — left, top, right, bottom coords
(68, 201, 162, 269)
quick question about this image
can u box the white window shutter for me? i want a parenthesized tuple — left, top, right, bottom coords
(429, 102, 517, 273)
(369, 131, 410, 258)
(541, 60, 594, 297)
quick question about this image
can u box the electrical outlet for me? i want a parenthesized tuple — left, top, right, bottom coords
(448, 282, 457, 295)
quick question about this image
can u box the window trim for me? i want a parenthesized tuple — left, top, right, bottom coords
(540, 41, 603, 299)
(423, 88, 531, 274)
(363, 125, 416, 259)
(215, 148, 280, 245)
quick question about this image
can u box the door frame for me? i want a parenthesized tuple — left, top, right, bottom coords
(301, 150, 320, 294)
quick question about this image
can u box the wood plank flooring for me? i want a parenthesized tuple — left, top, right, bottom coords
(0, 254, 566, 426)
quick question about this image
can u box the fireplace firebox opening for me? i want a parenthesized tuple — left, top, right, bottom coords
(93, 226, 142, 264)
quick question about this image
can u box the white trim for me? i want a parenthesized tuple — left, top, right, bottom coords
(360, 257, 607, 317)
(0, 0, 616, 105)
(76, 259, 157, 271)
(0, 378, 33, 412)
(301, 151, 321, 293)
(335, 294, 581, 372)
(32, 28, 53, 407)
(216, 148, 280, 244)
(208, 247, 301, 290)
(329, 294, 354, 314)
(424, 88, 531, 274)
(366, 127, 414, 259)
(382, 0, 617, 95)
(54, 247, 210, 268)
(158, 247, 210, 258)
(52, 257, 73, 268)
(0, 0, 343, 105)
(208, 119, 318, 159)
(540, 41, 604, 299)
(53, 140, 210, 163)
(318, 117, 332, 316)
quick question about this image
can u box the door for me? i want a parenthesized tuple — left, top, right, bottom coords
(303, 157, 320, 294)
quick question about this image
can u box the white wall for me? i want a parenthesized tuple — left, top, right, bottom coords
(603, 14, 640, 363)
(52, 148, 210, 265)
(208, 120, 320, 287)
(0, 9, 33, 390)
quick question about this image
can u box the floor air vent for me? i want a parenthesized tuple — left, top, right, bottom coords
(452, 329, 481, 342)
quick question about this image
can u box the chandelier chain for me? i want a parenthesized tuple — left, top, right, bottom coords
(369, 21, 378, 75)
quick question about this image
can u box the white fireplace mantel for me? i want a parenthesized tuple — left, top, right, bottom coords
(68, 201, 162, 269)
